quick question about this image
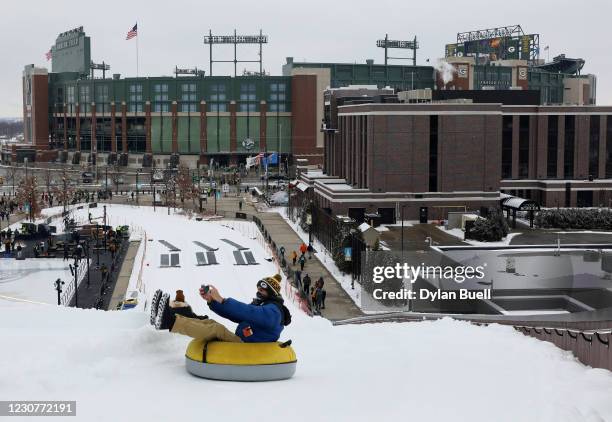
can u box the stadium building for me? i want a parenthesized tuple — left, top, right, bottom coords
(16, 27, 320, 168)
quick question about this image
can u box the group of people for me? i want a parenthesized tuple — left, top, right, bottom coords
(0, 196, 17, 222)
(279, 241, 327, 315)
(1, 228, 16, 254)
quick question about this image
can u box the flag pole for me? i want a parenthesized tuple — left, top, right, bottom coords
(136, 27, 139, 77)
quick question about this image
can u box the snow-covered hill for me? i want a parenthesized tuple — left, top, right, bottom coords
(1, 205, 611, 422)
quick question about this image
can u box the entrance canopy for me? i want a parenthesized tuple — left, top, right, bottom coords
(501, 195, 540, 228)
(501, 196, 540, 211)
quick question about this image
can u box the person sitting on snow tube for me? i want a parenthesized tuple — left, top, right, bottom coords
(152, 274, 291, 345)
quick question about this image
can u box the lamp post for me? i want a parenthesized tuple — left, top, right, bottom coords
(85, 241, 90, 288)
(95, 222, 100, 266)
(54, 278, 65, 306)
(349, 228, 357, 290)
(70, 255, 79, 307)
(136, 169, 140, 204)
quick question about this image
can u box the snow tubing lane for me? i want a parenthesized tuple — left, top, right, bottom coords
(185, 339, 297, 382)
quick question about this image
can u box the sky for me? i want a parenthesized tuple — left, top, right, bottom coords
(1, 0, 610, 117)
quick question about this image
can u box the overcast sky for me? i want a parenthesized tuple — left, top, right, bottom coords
(1, 0, 610, 117)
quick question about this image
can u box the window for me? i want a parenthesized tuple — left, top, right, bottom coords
(128, 84, 143, 113)
(239, 103, 256, 112)
(79, 86, 90, 113)
(547, 115, 558, 178)
(269, 103, 286, 112)
(589, 116, 600, 178)
(501, 116, 513, 179)
(268, 83, 287, 112)
(67, 86, 75, 103)
(240, 83, 256, 101)
(564, 116, 575, 179)
(153, 83, 168, 101)
(181, 103, 198, 112)
(95, 85, 109, 103)
(210, 84, 226, 101)
(67, 86, 76, 113)
(429, 116, 438, 192)
(209, 84, 227, 112)
(153, 83, 169, 113)
(518, 116, 530, 178)
(153, 103, 169, 113)
(210, 103, 227, 112)
(181, 83, 197, 101)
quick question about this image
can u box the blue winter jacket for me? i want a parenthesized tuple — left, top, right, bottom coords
(209, 298, 283, 343)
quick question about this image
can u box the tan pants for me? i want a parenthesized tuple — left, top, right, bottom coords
(171, 314, 242, 343)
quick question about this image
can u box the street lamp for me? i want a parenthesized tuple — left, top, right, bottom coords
(69, 256, 78, 308)
(349, 228, 357, 290)
(54, 278, 65, 306)
(136, 169, 140, 204)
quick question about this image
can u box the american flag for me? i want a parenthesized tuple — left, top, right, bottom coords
(45, 49, 52, 61)
(126, 23, 138, 40)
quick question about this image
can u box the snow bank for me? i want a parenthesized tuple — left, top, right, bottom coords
(1, 304, 611, 422)
(1, 204, 612, 421)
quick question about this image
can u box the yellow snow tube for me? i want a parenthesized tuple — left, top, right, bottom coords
(185, 339, 297, 381)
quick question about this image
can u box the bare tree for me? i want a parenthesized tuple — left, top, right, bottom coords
(162, 175, 177, 214)
(175, 164, 195, 206)
(15, 175, 40, 221)
(52, 166, 75, 214)
(111, 164, 123, 194)
(43, 168, 53, 203)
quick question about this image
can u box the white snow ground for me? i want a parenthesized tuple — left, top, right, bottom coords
(1, 205, 612, 422)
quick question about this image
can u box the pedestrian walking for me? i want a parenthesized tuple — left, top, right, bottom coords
(302, 273, 311, 297)
(299, 242, 307, 257)
(307, 243, 314, 259)
(294, 270, 302, 290)
(291, 250, 298, 266)
(298, 254, 306, 271)
(100, 263, 109, 283)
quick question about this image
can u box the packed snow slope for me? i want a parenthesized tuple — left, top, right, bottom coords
(0, 205, 611, 422)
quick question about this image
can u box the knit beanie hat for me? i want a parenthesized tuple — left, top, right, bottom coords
(175, 290, 185, 303)
(257, 274, 282, 297)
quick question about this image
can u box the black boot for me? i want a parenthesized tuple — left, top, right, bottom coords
(154, 293, 175, 330)
(149, 289, 163, 325)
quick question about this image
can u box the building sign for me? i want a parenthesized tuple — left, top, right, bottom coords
(52, 26, 90, 75)
(518, 67, 528, 80)
(479, 80, 511, 89)
(457, 64, 468, 78)
(204, 35, 268, 44)
(242, 138, 255, 150)
(376, 39, 417, 49)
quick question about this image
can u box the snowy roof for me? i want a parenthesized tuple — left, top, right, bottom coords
(502, 196, 540, 210)
(358, 222, 372, 232)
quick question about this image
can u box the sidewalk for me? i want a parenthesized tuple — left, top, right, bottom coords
(108, 240, 141, 310)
